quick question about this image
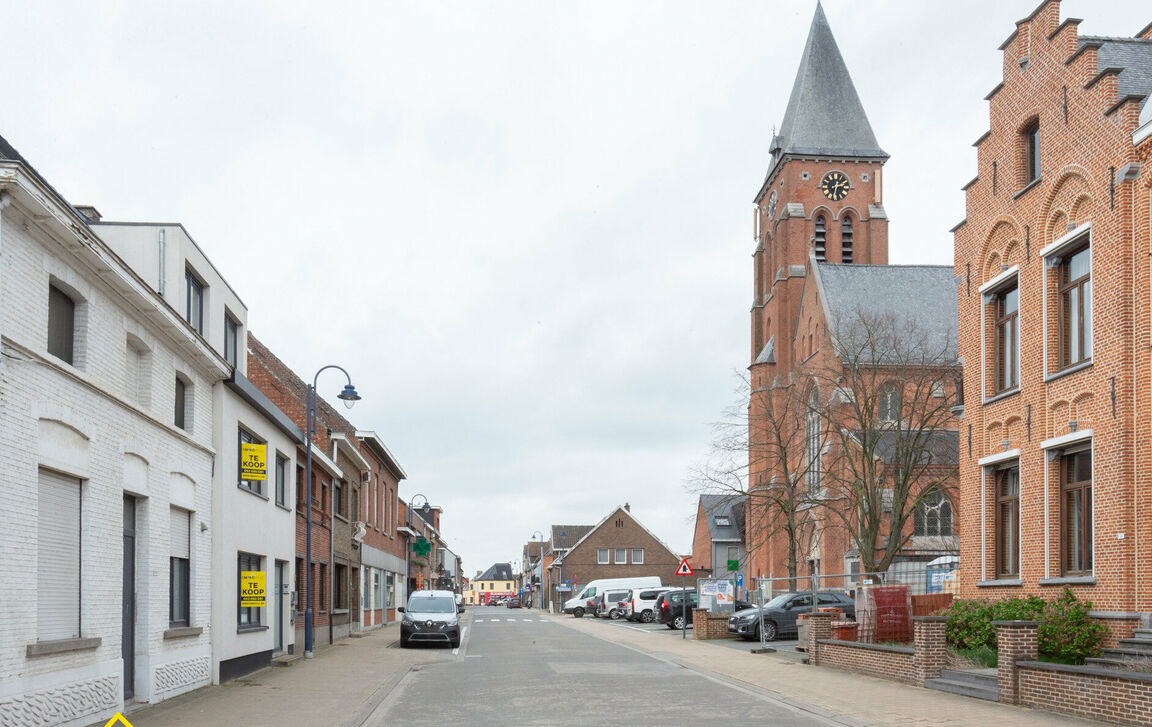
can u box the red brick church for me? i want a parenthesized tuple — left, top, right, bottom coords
(744, 4, 959, 591)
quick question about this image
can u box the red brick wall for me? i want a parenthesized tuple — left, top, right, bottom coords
(815, 640, 917, 684)
(1018, 664, 1152, 726)
(953, 0, 1151, 615)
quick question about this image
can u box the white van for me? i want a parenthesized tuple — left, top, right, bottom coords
(563, 576, 662, 617)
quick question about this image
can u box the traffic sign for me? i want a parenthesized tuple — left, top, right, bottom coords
(675, 558, 693, 576)
(736, 573, 744, 588)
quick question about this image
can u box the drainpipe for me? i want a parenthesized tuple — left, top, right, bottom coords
(0, 191, 10, 346)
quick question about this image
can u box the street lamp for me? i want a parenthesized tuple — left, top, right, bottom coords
(304, 365, 361, 658)
(406, 493, 432, 596)
(531, 530, 545, 611)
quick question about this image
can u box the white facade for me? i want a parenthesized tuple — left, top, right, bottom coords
(0, 160, 225, 724)
(97, 221, 301, 681)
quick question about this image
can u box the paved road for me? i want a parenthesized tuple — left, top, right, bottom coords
(365, 606, 838, 726)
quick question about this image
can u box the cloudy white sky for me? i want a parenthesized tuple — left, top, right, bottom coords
(1, 1, 1143, 576)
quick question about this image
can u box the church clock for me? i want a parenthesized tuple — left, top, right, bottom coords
(766, 190, 778, 219)
(819, 170, 850, 201)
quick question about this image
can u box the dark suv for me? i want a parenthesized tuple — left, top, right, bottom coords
(655, 589, 699, 630)
(726, 590, 855, 641)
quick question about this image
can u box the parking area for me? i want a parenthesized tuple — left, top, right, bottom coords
(568, 610, 805, 653)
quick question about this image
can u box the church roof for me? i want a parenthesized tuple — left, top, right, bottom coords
(763, 3, 887, 186)
(815, 263, 958, 363)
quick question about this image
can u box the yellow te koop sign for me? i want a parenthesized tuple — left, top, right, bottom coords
(241, 443, 267, 481)
(240, 570, 266, 607)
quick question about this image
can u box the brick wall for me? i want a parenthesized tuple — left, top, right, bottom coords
(1018, 663, 1152, 727)
(560, 506, 681, 592)
(691, 610, 735, 640)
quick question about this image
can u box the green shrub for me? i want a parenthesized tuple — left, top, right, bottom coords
(944, 590, 1105, 664)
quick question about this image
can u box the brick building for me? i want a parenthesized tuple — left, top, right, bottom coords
(744, 5, 960, 593)
(546, 504, 681, 597)
(690, 494, 746, 583)
(952, 0, 1152, 634)
(354, 431, 408, 629)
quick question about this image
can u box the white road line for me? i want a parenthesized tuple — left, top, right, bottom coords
(490, 618, 500, 621)
(474, 619, 483, 622)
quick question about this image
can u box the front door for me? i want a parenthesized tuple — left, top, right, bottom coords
(274, 561, 285, 653)
(122, 496, 136, 699)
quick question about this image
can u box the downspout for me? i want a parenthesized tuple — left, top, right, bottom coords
(0, 191, 10, 350)
(329, 445, 335, 647)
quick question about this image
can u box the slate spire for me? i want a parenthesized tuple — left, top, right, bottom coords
(767, 3, 887, 177)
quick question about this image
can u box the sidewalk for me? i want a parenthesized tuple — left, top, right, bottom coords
(120, 625, 434, 727)
(555, 614, 1106, 727)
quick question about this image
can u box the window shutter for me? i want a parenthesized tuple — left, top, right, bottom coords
(170, 507, 190, 559)
(38, 469, 80, 640)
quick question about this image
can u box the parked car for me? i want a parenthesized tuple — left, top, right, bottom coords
(596, 589, 631, 619)
(562, 576, 663, 615)
(727, 591, 855, 641)
(506, 597, 521, 609)
(656, 589, 699, 630)
(574, 596, 598, 618)
(399, 589, 461, 648)
(625, 587, 674, 623)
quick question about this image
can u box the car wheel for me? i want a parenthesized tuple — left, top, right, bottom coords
(399, 637, 410, 649)
(672, 615, 686, 630)
(641, 609, 654, 623)
(762, 620, 777, 641)
(610, 609, 623, 620)
(450, 637, 460, 648)
(573, 607, 584, 618)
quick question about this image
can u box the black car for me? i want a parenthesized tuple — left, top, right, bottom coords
(656, 589, 699, 630)
(399, 590, 461, 648)
(727, 591, 855, 641)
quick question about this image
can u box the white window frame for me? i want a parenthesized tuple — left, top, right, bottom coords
(979, 266, 1020, 401)
(614, 548, 627, 564)
(597, 548, 609, 565)
(631, 548, 644, 564)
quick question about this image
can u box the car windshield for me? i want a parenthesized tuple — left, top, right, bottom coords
(408, 596, 455, 613)
(759, 593, 794, 609)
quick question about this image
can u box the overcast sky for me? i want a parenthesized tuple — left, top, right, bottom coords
(1, 1, 1143, 578)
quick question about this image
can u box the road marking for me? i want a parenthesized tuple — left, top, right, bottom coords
(474, 619, 483, 623)
(490, 618, 500, 622)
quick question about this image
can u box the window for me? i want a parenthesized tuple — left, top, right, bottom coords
(597, 548, 609, 564)
(174, 376, 187, 430)
(814, 215, 827, 261)
(713, 515, 731, 527)
(295, 558, 304, 613)
(805, 388, 822, 495)
(879, 383, 902, 423)
(631, 548, 644, 564)
(170, 508, 191, 627)
(995, 285, 1020, 392)
(614, 548, 627, 564)
(47, 284, 76, 364)
(1061, 449, 1092, 575)
(726, 546, 739, 570)
(1024, 120, 1040, 184)
(185, 268, 204, 335)
(224, 314, 239, 369)
(238, 552, 263, 626)
(38, 469, 81, 640)
(275, 454, 288, 507)
(334, 564, 347, 609)
(995, 465, 1020, 578)
(914, 490, 953, 537)
(1059, 246, 1091, 368)
(319, 563, 327, 611)
(237, 428, 264, 496)
(841, 217, 853, 263)
(296, 465, 305, 506)
(334, 480, 345, 518)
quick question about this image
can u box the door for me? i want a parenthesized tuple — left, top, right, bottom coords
(122, 496, 136, 699)
(274, 561, 285, 653)
(784, 594, 814, 635)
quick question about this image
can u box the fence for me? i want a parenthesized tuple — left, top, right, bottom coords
(753, 558, 957, 602)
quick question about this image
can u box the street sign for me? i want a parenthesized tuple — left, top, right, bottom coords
(556, 585, 572, 592)
(675, 558, 693, 576)
(736, 572, 744, 588)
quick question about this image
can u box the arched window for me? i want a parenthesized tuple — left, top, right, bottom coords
(841, 216, 854, 263)
(805, 388, 822, 495)
(914, 490, 953, 537)
(814, 215, 827, 261)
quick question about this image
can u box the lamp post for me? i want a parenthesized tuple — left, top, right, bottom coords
(558, 529, 566, 606)
(304, 366, 361, 658)
(406, 494, 431, 596)
(531, 530, 545, 610)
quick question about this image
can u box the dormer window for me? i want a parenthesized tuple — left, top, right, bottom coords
(713, 515, 731, 527)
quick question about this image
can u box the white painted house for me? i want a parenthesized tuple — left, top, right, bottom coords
(94, 219, 302, 682)
(0, 138, 223, 724)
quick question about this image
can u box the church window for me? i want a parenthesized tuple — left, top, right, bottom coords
(879, 383, 901, 423)
(841, 217, 854, 263)
(814, 215, 826, 262)
(914, 489, 953, 537)
(805, 388, 822, 496)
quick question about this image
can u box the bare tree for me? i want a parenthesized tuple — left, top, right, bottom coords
(691, 371, 822, 590)
(801, 308, 959, 578)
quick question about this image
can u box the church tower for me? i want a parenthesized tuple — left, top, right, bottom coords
(750, 3, 889, 373)
(746, 3, 891, 584)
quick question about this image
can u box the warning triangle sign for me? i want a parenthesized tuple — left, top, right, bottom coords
(675, 558, 693, 576)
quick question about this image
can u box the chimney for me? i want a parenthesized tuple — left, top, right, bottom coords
(75, 205, 102, 223)
(624, 502, 630, 512)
